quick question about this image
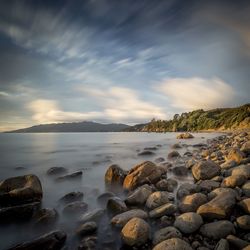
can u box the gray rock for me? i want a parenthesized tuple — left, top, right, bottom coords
(149, 203, 177, 218)
(177, 133, 194, 139)
(153, 226, 182, 245)
(80, 208, 105, 223)
(33, 208, 58, 227)
(107, 197, 127, 215)
(78, 235, 97, 250)
(59, 191, 83, 204)
(46, 167, 67, 175)
(198, 180, 220, 192)
(153, 238, 193, 250)
(138, 150, 156, 156)
(97, 192, 115, 206)
(63, 201, 88, 216)
(200, 220, 235, 239)
(171, 143, 182, 149)
(155, 157, 165, 163)
(167, 151, 181, 159)
(242, 180, 250, 197)
(56, 171, 82, 181)
(172, 166, 189, 176)
(215, 239, 229, 250)
(226, 235, 250, 249)
(156, 179, 177, 192)
(75, 221, 97, 236)
(177, 183, 201, 199)
(192, 160, 220, 180)
(146, 191, 169, 210)
(236, 215, 250, 230)
(174, 212, 203, 234)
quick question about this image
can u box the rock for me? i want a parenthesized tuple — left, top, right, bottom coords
(123, 161, 165, 191)
(192, 160, 220, 180)
(144, 147, 158, 151)
(111, 209, 148, 227)
(186, 159, 196, 169)
(104, 164, 126, 185)
(172, 166, 189, 176)
(153, 238, 193, 250)
(8, 230, 66, 250)
(226, 235, 250, 249)
(171, 143, 182, 149)
(0, 175, 43, 206)
(59, 191, 83, 204)
(62, 201, 88, 215)
(174, 212, 203, 234)
(167, 151, 181, 159)
(198, 180, 220, 192)
(179, 193, 207, 213)
(107, 197, 127, 215)
(78, 235, 97, 250)
(197, 188, 237, 219)
(220, 160, 237, 169)
(146, 191, 169, 210)
(0, 202, 41, 222)
(155, 157, 165, 163)
(177, 133, 194, 139)
(242, 181, 250, 197)
(226, 148, 245, 164)
(215, 239, 229, 250)
(97, 192, 115, 206)
(222, 175, 247, 188)
(75, 221, 97, 236)
(241, 141, 250, 155)
(231, 164, 250, 178)
(177, 183, 201, 199)
(153, 226, 182, 245)
(46, 167, 67, 175)
(56, 171, 82, 181)
(238, 198, 250, 214)
(80, 208, 105, 223)
(149, 203, 177, 218)
(121, 218, 150, 246)
(200, 220, 235, 239)
(236, 215, 250, 230)
(33, 208, 58, 226)
(138, 150, 155, 156)
(125, 184, 153, 206)
(156, 178, 178, 192)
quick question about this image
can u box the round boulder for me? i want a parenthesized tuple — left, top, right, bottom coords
(192, 160, 220, 180)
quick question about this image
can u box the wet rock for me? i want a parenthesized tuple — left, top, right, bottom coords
(215, 239, 229, 250)
(63, 201, 88, 215)
(242, 180, 250, 197)
(8, 230, 66, 250)
(97, 192, 115, 207)
(172, 166, 189, 176)
(167, 151, 181, 159)
(138, 150, 156, 156)
(144, 147, 158, 151)
(104, 164, 126, 185)
(193, 143, 207, 148)
(236, 215, 250, 230)
(197, 188, 237, 219)
(149, 203, 177, 218)
(156, 179, 178, 192)
(200, 220, 235, 239)
(107, 197, 127, 215)
(179, 193, 207, 213)
(221, 175, 247, 188)
(171, 143, 182, 149)
(226, 148, 245, 164)
(153, 226, 182, 245)
(125, 184, 153, 206)
(0, 202, 40, 222)
(153, 238, 193, 250)
(33, 208, 58, 226)
(238, 198, 250, 213)
(220, 160, 237, 169)
(192, 160, 220, 180)
(78, 235, 97, 250)
(75, 221, 97, 236)
(123, 161, 165, 191)
(177, 183, 201, 199)
(177, 133, 194, 139)
(80, 208, 105, 223)
(198, 180, 220, 192)
(159, 162, 173, 171)
(226, 235, 249, 249)
(241, 141, 250, 155)
(155, 157, 165, 163)
(59, 191, 83, 204)
(56, 171, 82, 181)
(186, 159, 196, 169)
(111, 209, 148, 227)
(46, 167, 67, 175)
(231, 164, 250, 178)
(146, 191, 169, 210)
(174, 212, 203, 234)
(121, 218, 150, 246)
(0, 174, 43, 206)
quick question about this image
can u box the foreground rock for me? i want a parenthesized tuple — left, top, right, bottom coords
(153, 238, 193, 250)
(221, 174, 246, 188)
(177, 133, 194, 139)
(200, 220, 235, 239)
(0, 175, 43, 206)
(192, 160, 220, 180)
(111, 209, 148, 227)
(105, 164, 126, 185)
(123, 161, 165, 190)
(121, 218, 150, 246)
(8, 230, 66, 250)
(153, 227, 182, 245)
(236, 215, 250, 230)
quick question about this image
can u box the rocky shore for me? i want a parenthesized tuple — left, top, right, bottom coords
(0, 131, 250, 249)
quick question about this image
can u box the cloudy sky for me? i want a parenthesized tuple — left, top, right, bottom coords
(0, 0, 249, 131)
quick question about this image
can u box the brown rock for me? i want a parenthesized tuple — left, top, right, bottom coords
(226, 148, 245, 164)
(179, 193, 207, 213)
(192, 160, 220, 180)
(153, 238, 193, 250)
(105, 164, 126, 185)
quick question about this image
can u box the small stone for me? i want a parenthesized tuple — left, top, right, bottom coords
(192, 160, 220, 180)
(238, 198, 250, 214)
(215, 239, 229, 250)
(149, 203, 176, 218)
(56, 171, 82, 181)
(80, 209, 105, 223)
(59, 191, 83, 204)
(153, 226, 182, 245)
(242, 180, 250, 197)
(226, 148, 245, 164)
(107, 197, 127, 215)
(179, 193, 207, 213)
(167, 151, 181, 159)
(33, 208, 58, 226)
(97, 192, 115, 207)
(226, 235, 250, 249)
(138, 150, 156, 156)
(46, 167, 67, 175)
(75, 221, 97, 236)
(172, 166, 189, 176)
(63, 201, 88, 215)
(222, 175, 246, 188)
(153, 238, 193, 250)
(231, 164, 250, 178)
(171, 143, 182, 149)
(146, 191, 169, 209)
(177, 133, 194, 139)
(236, 215, 250, 230)
(156, 179, 177, 192)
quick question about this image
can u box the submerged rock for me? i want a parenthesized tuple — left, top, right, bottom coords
(153, 238, 193, 250)
(80, 208, 105, 223)
(167, 151, 181, 159)
(177, 133, 194, 139)
(78, 235, 97, 250)
(33, 208, 58, 227)
(75, 221, 97, 236)
(138, 150, 156, 156)
(97, 192, 115, 207)
(46, 167, 67, 175)
(156, 178, 177, 192)
(56, 171, 82, 181)
(59, 191, 83, 204)
(153, 226, 182, 245)
(7, 230, 66, 250)
(107, 197, 127, 215)
(105, 164, 126, 185)
(146, 191, 169, 210)
(62, 201, 88, 215)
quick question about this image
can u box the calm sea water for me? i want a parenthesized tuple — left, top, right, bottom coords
(0, 132, 221, 249)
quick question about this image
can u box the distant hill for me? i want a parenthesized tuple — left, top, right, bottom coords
(128, 104, 250, 132)
(6, 121, 130, 133)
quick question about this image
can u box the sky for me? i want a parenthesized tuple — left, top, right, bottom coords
(0, 0, 249, 131)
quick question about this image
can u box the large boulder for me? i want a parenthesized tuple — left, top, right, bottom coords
(153, 238, 193, 250)
(192, 160, 220, 180)
(197, 188, 237, 220)
(0, 175, 43, 206)
(123, 161, 165, 190)
(200, 220, 235, 239)
(8, 230, 66, 250)
(179, 193, 207, 213)
(146, 191, 169, 210)
(111, 209, 148, 227)
(177, 133, 194, 139)
(226, 148, 245, 164)
(174, 212, 203, 234)
(153, 227, 182, 245)
(105, 164, 126, 185)
(121, 218, 150, 246)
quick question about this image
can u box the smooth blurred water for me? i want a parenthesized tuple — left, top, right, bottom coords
(0, 132, 221, 249)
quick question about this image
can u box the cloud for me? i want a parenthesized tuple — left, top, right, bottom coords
(156, 77, 236, 110)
